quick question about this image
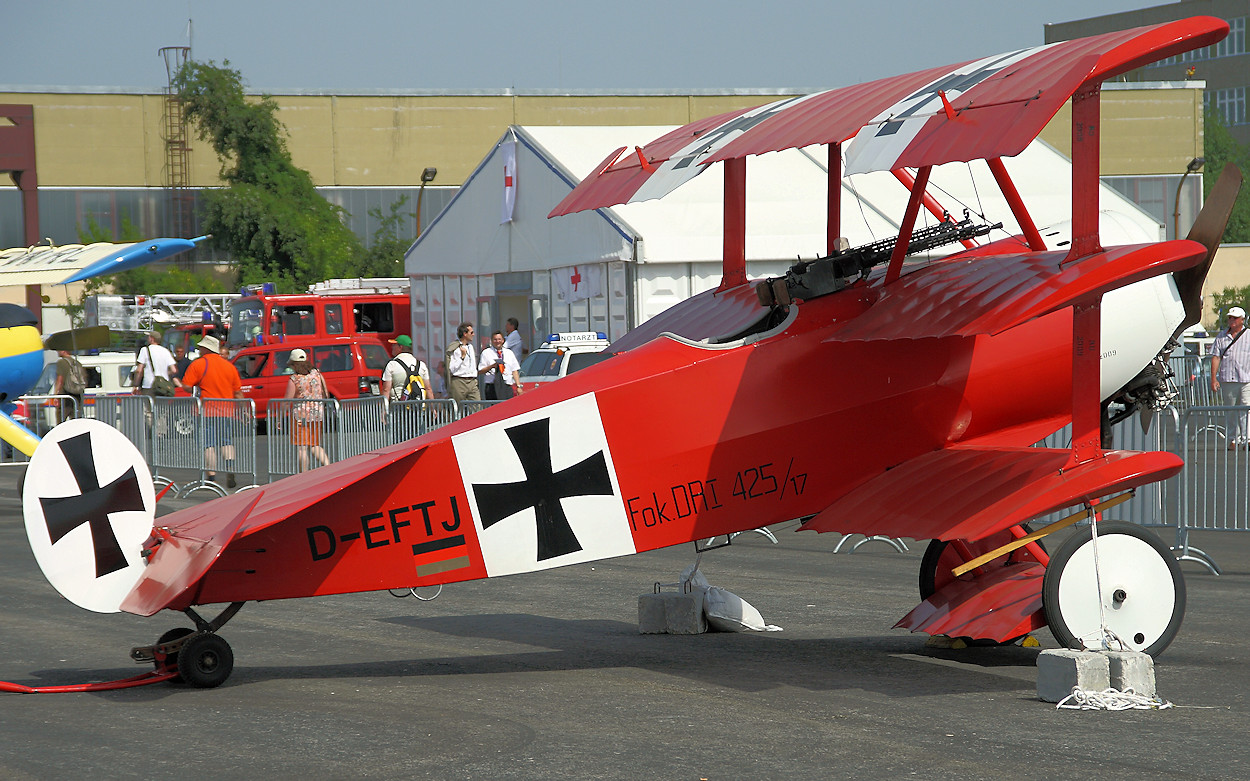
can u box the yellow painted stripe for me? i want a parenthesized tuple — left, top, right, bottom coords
(416, 555, 471, 578)
(0, 412, 40, 457)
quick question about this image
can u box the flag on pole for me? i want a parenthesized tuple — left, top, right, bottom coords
(553, 264, 602, 303)
(501, 139, 517, 224)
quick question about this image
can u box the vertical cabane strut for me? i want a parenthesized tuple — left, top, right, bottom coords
(1067, 84, 1105, 465)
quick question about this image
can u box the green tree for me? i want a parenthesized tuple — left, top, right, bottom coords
(173, 60, 362, 291)
(357, 195, 415, 278)
(1203, 108, 1250, 243)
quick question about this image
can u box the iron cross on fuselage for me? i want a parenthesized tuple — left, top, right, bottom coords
(472, 417, 614, 561)
(39, 431, 145, 578)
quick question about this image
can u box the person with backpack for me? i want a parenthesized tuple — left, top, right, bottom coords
(53, 349, 87, 420)
(380, 335, 429, 403)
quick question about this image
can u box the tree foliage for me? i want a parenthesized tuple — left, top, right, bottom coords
(173, 60, 362, 291)
(357, 195, 415, 279)
(1203, 108, 1250, 244)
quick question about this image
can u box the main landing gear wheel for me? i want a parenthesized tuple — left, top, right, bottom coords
(178, 633, 235, 688)
(1042, 520, 1185, 657)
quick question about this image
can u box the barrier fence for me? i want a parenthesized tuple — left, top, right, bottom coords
(9, 382, 1250, 571)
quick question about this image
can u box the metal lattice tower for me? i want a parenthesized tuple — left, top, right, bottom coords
(160, 46, 194, 266)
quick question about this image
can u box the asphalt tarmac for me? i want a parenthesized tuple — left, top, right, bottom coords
(1, 464, 1247, 780)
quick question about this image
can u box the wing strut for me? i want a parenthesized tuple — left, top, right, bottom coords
(987, 158, 1046, 251)
(892, 168, 978, 250)
(885, 165, 932, 285)
(827, 143, 842, 256)
(719, 157, 747, 291)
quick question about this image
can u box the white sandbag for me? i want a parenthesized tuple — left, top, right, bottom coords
(703, 586, 782, 632)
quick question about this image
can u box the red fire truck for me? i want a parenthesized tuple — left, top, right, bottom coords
(224, 278, 411, 353)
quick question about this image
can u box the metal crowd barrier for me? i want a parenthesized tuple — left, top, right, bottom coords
(1167, 354, 1219, 410)
(388, 398, 458, 443)
(268, 398, 340, 481)
(338, 396, 390, 459)
(150, 397, 258, 498)
(0, 394, 78, 466)
(1178, 405, 1250, 574)
(457, 399, 504, 417)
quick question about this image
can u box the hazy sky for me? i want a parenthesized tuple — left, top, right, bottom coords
(2, 1, 1164, 93)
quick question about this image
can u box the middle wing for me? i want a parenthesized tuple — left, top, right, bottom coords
(800, 445, 1182, 542)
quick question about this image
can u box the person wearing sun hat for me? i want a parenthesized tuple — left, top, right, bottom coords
(284, 347, 331, 472)
(1212, 305, 1250, 448)
(380, 334, 429, 402)
(183, 334, 244, 487)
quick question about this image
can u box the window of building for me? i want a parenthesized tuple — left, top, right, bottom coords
(1216, 17, 1246, 58)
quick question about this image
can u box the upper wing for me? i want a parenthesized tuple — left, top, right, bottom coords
(550, 16, 1228, 216)
(800, 445, 1183, 542)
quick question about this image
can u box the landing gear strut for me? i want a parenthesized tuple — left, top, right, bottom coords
(131, 602, 245, 688)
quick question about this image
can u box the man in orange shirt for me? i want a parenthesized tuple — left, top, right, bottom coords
(183, 335, 244, 488)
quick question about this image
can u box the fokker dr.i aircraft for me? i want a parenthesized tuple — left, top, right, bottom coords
(16, 16, 1241, 689)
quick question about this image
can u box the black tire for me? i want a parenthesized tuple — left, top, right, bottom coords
(155, 627, 195, 676)
(178, 633, 234, 689)
(919, 524, 1044, 600)
(1042, 520, 1185, 657)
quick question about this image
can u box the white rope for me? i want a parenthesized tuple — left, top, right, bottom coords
(1056, 686, 1173, 711)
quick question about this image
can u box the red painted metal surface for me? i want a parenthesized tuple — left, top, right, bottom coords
(801, 446, 1182, 542)
(895, 562, 1047, 643)
(549, 17, 1228, 218)
(986, 157, 1045, 251)
(720, 157, 747, 291)
(829, 240, 1207, 342)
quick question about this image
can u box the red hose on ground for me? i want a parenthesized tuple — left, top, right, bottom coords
(0, 669, 179, 694)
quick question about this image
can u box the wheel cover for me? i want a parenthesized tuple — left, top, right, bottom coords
(1053, 533, 1178, 652)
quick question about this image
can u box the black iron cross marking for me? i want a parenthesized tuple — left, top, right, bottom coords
(875, 50, 1023, 137)
(39, 432, 145, 578)
(472, 417, 614, 561)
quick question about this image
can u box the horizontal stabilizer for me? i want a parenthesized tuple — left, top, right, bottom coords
(800, 446, 1182, 542)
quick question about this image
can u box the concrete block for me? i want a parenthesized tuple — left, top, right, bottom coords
(664, 591, 707, 635)
(637, 592, 707, 635)
(1037, 649, 1110, 703)
(637, 594, 669, 634)
(1106, 650, 1156, 698)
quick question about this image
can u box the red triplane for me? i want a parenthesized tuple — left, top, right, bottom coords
(19, 16, 1242, 688)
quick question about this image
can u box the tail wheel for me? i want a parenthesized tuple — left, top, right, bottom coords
(1042, 520, 1185, 657)
(178, 633, 234, 689)
(919, 524, 1044, 600)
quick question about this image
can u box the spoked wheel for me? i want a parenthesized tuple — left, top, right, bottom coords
(1042, 520, 1185, 657)
(919, 524, 1045, 600)
(154, 627, 195, 676)
(178, 633, 235, 688)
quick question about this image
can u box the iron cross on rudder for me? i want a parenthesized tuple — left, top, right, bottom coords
(38, 432, 145, 578)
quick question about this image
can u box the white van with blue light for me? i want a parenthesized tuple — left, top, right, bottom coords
(518, 332, 612, 388)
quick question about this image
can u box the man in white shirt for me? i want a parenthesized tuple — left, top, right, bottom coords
(504, 317, 523, 358)
(380, 334, 429, 401)
(479, 330, 522, 400)
(445, 322, 480, 402)
(132, 330, 180, 396)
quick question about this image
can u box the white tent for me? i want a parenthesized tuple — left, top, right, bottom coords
(404, 124, 1162, 350)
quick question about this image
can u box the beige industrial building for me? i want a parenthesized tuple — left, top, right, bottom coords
(1, 77, 1243, 331)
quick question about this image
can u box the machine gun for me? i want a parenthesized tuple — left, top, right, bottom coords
(757, 213, 1001, 307)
